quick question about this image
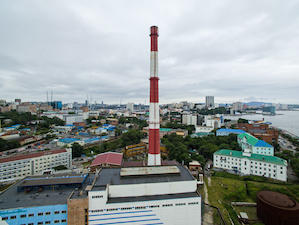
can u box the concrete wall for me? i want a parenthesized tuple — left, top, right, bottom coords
(108, 180, 197, 198)
(67, 197, 88, 225)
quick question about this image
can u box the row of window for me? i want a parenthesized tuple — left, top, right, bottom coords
(18, 220, 67, 224)
(90, 202, 199, 213)
(2, 210, 67, 220)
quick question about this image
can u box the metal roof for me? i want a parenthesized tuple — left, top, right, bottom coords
(90, 152, 123, 167)
(217, 128, 245, 133)
(59, 138, 80, 143)
(214, 149, 287, 166)
(0, 149, 68, 164)
(254, 140, 273, 148)
(120, 166, 180, 177)
(18, 174, 88, 188)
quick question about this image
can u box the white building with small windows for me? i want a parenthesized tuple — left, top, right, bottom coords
(0, 149, 72, 181)
(213, 149, 287, 181)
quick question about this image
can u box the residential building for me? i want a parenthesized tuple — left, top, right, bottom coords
(126, 102, 134, 111)
(205, 96, 214, 108)
(237, 133, 274, 156)
(0, 149, 72, 181)
(181, 113, 197, 126)
(233, 102, 242, 111)
(213, 149, 287, 181)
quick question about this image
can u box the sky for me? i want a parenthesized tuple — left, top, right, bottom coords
(1, 1, 299, 105)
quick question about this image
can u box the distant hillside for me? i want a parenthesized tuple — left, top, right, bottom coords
(244, 101, 272, 107)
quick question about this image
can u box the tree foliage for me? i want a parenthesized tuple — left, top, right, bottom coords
(72, 142, 84, 158)
(0, 139, 21, 152)
(161, 133, 241, 165)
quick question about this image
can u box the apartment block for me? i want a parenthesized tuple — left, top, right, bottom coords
(0, 149, 72, 181)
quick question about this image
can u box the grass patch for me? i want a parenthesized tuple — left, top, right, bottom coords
(205, 175, 299, 224)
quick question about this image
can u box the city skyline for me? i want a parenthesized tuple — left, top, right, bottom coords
(1, 1, 299, 104)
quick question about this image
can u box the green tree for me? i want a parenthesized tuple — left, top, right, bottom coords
(72, 142, 84, 158)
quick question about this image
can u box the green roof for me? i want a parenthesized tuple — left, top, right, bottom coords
(160, 128, 172, 132)
(238, 133, 258, 146)
(214, 149, 287, 166)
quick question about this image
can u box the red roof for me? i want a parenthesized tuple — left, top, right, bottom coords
(0, 149, 68, 164)
(90, 152, 123, 167)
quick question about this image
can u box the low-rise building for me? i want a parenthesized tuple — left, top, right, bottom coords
(238, 133, 274, 156)
(57, 138, 84, 147)
(0, 149, 72, 181)
(213, 149, 287, 181)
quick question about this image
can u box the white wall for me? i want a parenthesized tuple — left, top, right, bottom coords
(108, 180, 197, 198)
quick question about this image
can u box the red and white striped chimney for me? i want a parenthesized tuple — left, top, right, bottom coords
(148, 26, 161, 166)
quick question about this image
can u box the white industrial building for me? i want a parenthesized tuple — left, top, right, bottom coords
(0, 149, 72, 181)
(237, 133, 274, 156)
(213, 149, 287, 181)
(88, 165, 201, 225)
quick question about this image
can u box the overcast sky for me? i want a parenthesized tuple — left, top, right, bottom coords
(1, 1, 299, 105)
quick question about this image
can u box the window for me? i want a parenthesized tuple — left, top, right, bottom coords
(54, 211, 60, 214)
(45, 212, 51, 215)
(38, 212, 43, 216)
(162, 204, 173, 207)
(188, 202, 199, 205)
(61, 210, 66, 214)
(38, 222, 43, 225)
(20, 214, 26, 218)
(149, 205, 160, 208)
(28, 214, 34, 217)
(61, 219, 67, 222)
(2, 217, 8, 220)
(54, 220, 59, 224)
(45, 222, 51, 224)
(135, 206, 146, 210)
(10, 216, 16, 219)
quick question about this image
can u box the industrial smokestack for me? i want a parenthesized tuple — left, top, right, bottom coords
(148, 26, 161, 166)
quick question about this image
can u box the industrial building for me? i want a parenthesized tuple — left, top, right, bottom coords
(88, 165, 201, 225)
(213, 149, 287, 181)
(0, 149, 72, 181)
(0, 173, 88, 225)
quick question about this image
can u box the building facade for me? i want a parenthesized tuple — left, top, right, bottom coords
(237, 133, 274, 156)
(213, 149, 287, 181)
(205, 96, 214, 108)
(0, 149, 72, 181)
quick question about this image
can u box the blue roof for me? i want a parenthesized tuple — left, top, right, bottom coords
(254, 140, 273, 148)
(217, 129, 245, 134)
(59, 138, 80, 143)
(65, 124, 75, 127)
(78, 132, 89, 136)
(84, 138, 100, 143)
(12, 124, 21, 127)
(102, 124, 110, 127)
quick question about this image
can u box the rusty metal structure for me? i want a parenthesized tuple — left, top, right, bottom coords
(257, 190, 299, 225)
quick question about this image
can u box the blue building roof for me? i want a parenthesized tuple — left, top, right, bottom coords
(217, 128, 245, 134)
(254, 140, 273, 148)
(59, 138, 80, 143)
(84, 138, 100, 143)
